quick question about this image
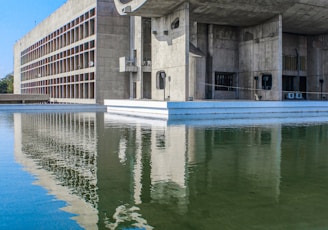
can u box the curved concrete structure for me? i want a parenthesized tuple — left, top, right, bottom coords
(114, 0, 328, 34)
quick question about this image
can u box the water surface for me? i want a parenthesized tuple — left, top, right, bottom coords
(1, 111, 328, 229)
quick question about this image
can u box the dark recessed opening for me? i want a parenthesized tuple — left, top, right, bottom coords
(171, 18, 180, 30)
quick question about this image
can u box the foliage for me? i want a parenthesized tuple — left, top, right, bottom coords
(0, 74, 13, 93)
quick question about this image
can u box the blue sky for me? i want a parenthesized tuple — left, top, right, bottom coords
(0, 0, 67, 79)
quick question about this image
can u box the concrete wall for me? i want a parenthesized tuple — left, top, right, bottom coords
(239, 15, 282, 101)
(151, 3, 189, 101)
(212, 26, 239, 99)
(282, 34, 307, 72)
(96, 0, 130, 103)
(307, 35, 328, 100)
(191, 16, 283, 101)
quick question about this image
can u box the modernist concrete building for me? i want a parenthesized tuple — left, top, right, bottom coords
(14, 0, 131, 104)
(14, 0, 328, 103)
(114, 0, 328, 101)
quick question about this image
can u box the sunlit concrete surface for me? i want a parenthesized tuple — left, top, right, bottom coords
(0, 104, 107, 112)
(105, 99, 328, 120)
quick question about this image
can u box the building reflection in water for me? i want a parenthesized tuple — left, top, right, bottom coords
(14, 112, 99, 230)
(101, 114, 282, 229)
(14, 111, 328, 229)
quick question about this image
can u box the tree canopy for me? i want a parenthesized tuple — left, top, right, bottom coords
(0, 74, 14, 94)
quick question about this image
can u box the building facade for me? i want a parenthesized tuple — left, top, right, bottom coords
(14, 0, 328, 103)
(115, 0, 328, 102)
(14, 0, 131, 104)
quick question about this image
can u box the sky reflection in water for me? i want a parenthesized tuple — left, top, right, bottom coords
(0, 113, 83, 230)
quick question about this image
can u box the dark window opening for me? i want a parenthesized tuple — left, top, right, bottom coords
(215, 72, 235, 91)
(283, 75, 294, 91)
(156, 71, 166, 89)
(262, 74, 272, 90)
(171, 18, 180, 30)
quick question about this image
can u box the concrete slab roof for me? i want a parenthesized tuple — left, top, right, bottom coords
(113, 0, 328, 35)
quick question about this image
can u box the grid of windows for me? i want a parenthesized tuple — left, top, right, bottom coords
(20, 8, 96, 101)
(21, 9, 95, 64)
(21, 41, 95, 81)
(21, 73, 95, 99)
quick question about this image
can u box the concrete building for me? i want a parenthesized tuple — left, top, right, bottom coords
(14, 0, 131, 104)
(114, 0, 328, 101)
(14, 0, 328, 104)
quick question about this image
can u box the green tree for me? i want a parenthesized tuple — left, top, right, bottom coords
(6, 74, 13, 93)
(0, 80, 7, 93)
(0, 74, 14, 93)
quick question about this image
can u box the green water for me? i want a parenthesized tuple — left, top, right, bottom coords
(2, 112, 328, 229)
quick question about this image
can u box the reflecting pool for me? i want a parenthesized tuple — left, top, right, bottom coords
(1, 111, 328, 230)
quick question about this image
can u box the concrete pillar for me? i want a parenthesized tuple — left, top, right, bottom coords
(185, 3, 190, 101)
(208, 25, 215, 99)
(134, 16, 143, 99)
(320, 35, 328, 100)
(192, 23, 207, 100)
(129, 16, 135, 99)
(308, 36, 323, 100)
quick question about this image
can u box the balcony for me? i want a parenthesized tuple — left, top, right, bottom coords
(119, 57, 138, 73)
(142, 59, 151, 73)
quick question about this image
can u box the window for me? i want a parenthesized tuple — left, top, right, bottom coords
(215, 72, 235, 91)
(283, 55, 306, 71)
(156, 71, 166, 89)
(262, 74, 272, 90)
(171, 18, 180, 30)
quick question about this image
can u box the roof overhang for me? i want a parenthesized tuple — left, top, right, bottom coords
(113, 0, 328, 35)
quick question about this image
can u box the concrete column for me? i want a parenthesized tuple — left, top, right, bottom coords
(307, 36, 323, 100)
(320, 35, 328, 100)
(208, 24, 214, 99)
(185, 3, 190, 101)
(134, 16, 143, 99)
(277, 15, 283, 100)
(130, 16, 135, 99)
